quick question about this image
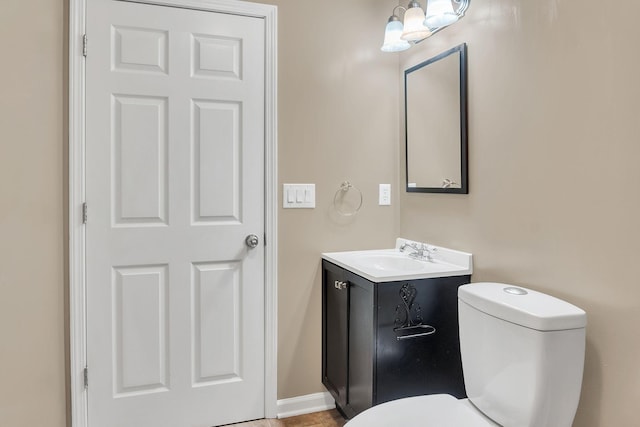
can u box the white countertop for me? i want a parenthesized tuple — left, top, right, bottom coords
(322, 238, 473, 283)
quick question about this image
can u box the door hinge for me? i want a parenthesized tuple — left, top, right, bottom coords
(82, 34, 88, 57)
(264, 233, 267, 246)
(83, 366, 88, 389)
(82, 202, 88, 224)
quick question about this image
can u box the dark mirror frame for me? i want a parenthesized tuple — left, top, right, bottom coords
(405, 43, 468, 194)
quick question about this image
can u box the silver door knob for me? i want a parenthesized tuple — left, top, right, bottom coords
(245, 234, 260, 249)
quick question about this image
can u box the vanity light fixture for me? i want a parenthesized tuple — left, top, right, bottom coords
(401, 1, 432, 42)
(381, 6, 411, 52)
(425, 0, 459, 28)
(381, 0, 470, 52)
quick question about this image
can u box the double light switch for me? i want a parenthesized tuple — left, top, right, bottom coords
(283, 184, 315, 208)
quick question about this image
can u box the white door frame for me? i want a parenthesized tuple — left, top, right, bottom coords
(68, 1, 278, 426)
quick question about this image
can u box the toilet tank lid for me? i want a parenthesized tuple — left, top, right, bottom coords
(458, 283, 587, 331)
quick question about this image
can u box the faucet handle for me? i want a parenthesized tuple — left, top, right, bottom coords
(422, 245, 437, 261)
(400, 242, 438, 261)
(399, 241, 419, 252)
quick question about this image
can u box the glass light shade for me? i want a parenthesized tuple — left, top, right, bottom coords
(401, 3, 432, 41)
(425, 0, 459, 29)
(381, 19, 411, 52)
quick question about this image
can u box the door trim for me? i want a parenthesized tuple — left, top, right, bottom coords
(68, 1, 278, 425)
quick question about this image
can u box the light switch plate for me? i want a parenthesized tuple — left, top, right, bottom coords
(283, 184, 315, 208)
(379, 184, 391, 206)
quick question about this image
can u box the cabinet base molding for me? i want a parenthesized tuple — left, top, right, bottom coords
(276, 391, 335, 419)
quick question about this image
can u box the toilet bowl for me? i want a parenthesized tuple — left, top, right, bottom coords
(345, 394, 498, 427)
(345, 282, 587, 427)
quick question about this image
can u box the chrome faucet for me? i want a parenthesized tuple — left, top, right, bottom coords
(399, 242, 437, 262)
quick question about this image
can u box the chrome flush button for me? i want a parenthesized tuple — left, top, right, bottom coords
(504, 287, 528, 295)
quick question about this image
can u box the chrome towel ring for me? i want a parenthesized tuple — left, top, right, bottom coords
(333, 181, 363, 216)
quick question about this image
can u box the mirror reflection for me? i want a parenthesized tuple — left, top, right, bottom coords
(405, 43, 468, 193)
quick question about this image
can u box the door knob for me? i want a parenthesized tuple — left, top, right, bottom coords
(245, 234, 260, 249)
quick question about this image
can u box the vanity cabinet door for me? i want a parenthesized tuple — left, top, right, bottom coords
(322, 262, 349, 409)
(374, 276, 467, 403)
(345, 275, 374, 416)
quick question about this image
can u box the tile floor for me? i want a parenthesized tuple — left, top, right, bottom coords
(226, 409, 347, 427)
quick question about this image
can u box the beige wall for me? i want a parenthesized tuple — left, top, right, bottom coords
(264, 0, 400, 399)
(399, 1, 640, 426)
(0, 0, 68, 426)
(0, 0, 399, 424)
(3, 0, 637, 426)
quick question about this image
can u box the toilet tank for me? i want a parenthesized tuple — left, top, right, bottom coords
(458, 283, 587, 427)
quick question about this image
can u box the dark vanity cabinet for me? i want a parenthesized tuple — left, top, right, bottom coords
(321, 260, 470, 418)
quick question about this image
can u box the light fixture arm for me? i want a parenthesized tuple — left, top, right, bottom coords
(423, 0, 470, 39)
(453, 0, 470, 18)
(392, 5, 407, 17)
(387, 5, 407, 23)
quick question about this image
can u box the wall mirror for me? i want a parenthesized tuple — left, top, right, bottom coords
(405, 43, 468, 193)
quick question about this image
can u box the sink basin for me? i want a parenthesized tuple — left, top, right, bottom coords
(322, 239, 473, 282)
(352, 253, 428, 272)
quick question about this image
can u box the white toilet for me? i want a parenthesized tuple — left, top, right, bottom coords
(345, 282, 587, 427)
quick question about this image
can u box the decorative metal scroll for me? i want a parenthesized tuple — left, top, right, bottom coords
(394, 283, 436, 341)
(394, 284, 423, 328)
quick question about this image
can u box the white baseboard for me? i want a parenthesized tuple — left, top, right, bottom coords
(276, 391, 335, 419)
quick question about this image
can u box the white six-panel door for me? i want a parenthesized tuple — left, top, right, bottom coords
(85, 0, 265, 425)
